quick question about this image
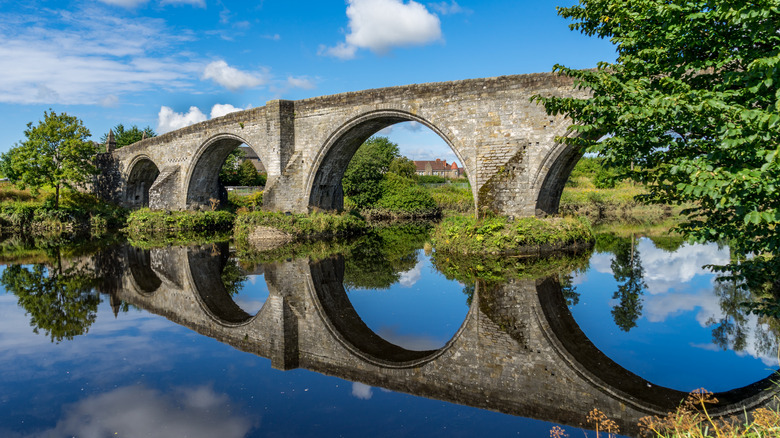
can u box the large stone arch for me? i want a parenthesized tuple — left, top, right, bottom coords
(184, 133, 265, 210)
(306, 110, 475, 211)
(306, 255, 474, 368)
(535, 277, 780, 416)
(125, 156, 160, 209)
(186, 243, 267, 327)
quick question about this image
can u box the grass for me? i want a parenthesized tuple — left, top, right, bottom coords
(431, 213, 593, 255)
(560, 157, 687, 227)
(233, 210, 368, 242)
(124, 209, 235, 235)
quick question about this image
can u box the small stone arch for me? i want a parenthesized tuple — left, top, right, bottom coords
(125, 156, 160, 208)
(126, 246, 162, 296)
(306, 110, 475, 211)
(184, 133, 265, 210)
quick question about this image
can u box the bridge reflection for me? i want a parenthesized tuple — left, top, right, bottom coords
(109, 244, 778, 436)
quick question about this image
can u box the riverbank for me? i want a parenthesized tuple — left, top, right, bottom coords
(431, 214, 594, 256)
(0, 183, 126, 235)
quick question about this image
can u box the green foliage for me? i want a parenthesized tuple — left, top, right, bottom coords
(427, 184, 474, 213)
(100, 123, 156, 149)
(227, 190, 264, 212)
(534, 0, 780, 266)
(237, 160, 263, 186)
(234, 210, 367, 242)
(1, 110, 97, 209)
(432, 214, 593, 255)
(388, 156, 417, 179)
(1, 261, 100, 343)
(375, 173, 438, 215)
(344, 224, 431, 290)
(0, 185, 126, 234)
(609, 236, 646, 332)
(342, 136, 400, 208)
(124, 209, 235, 235)
(417, 175, 447, 185)
(219, 148, 246, 186)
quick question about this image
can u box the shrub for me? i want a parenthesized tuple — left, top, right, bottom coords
(417, 175, 446, 185)
(377, 173, 438, 214)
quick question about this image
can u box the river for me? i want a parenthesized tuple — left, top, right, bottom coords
(0, 227, 777, 437)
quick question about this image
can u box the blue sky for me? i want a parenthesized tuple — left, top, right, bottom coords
(0, 0, 615, 163)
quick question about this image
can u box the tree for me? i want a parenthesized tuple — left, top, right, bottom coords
(1, 110, 97, 209)
(534, 1, 780, 280)
(342, 136, 400, 208)
(100, 124, 156, 149)
(1, 257, 100, 343)
(609, 236, 646, 332)
(219, 148, 246, 186)
(389, 156, 417, 180)
(238, 160, 261, 186)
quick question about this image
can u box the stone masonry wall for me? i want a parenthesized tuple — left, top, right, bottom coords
(103, 72, 589, 216)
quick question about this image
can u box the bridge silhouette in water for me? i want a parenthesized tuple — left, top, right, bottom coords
(89, 244, 779, 437)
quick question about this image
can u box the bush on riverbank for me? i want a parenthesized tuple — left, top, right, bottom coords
(427, 183, 474, 213)
(0, 184, 126, 234)
(357, 174, 440, 220)
(124, 209, 235, 235)
(432, 214, 593, 255)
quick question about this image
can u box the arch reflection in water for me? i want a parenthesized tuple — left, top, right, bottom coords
(116, 244, 779, 437)
(567, 236, 780, 392)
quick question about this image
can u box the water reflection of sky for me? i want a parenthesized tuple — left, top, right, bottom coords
(0, 261, 571, 438)
(570, 238, 779, 392)
(345, 251, 469, 351)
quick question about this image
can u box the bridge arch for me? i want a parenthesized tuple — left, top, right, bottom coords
(306, 255, 474, 368)
(306, 110, 475, 211)
(125, 155, 160, 209)
(126, 246, 162, 296)
(535, 276, 780, 416)
(184, 133, 267, 210)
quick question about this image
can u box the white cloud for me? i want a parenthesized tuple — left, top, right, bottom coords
(0, 8, 199, 105)
(202, 60, 268, 91)
(160, 0, 207, 7)
(322, 0, 442, 59)
(351, 382, 373, 400)
(36, 385, 253, 438)
(286, 76, 316, 90)
(97, 0, 150, 7)
(100, 94, 120, 107)
(157, 103, 253, 133)
(398, 260, 423, 287)
(429, 1, 469, 15)
(157, 106, 207, 134)
(210, 103, 244, 119)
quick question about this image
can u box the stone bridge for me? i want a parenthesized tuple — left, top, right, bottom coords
(97, 72, 588, 216)
(100, 244, 778, 436)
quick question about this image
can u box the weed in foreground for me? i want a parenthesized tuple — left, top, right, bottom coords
(555, 388, 780, 438)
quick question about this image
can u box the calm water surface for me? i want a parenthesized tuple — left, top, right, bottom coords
(0, 232, 776, 437)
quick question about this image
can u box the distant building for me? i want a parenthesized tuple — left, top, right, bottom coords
(239, 146, 266, 173)
(414, 159, 462, 179)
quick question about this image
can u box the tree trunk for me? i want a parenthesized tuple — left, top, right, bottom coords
(55, 184, 59, 210)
